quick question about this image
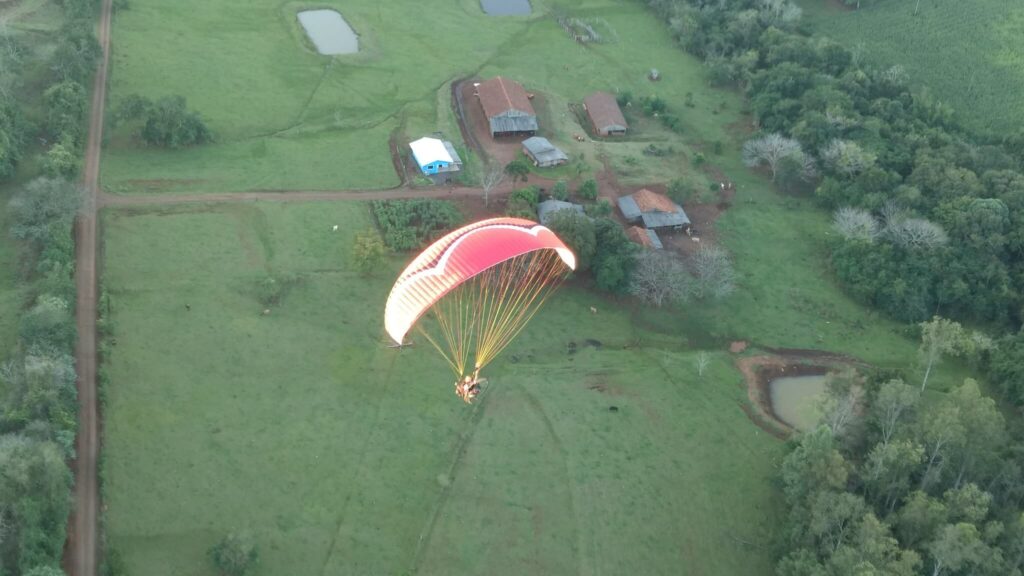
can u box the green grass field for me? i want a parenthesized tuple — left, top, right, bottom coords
(100, 201, 784, 576)
(101, 0, 747, 193)
(798, 0, 1024, 135)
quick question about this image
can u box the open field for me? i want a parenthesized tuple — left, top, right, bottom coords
(101, 0, 744, 194)
(798, 0, 1024, 135)
(100, 201, 783, 576)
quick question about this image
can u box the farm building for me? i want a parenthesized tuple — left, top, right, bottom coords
(537, 199, 585, 225)
(618, 189, 690, 231)
(522, 137, 569, 167)
(626, 225, 663, 249)
(583, 92, 628, 136)
(476, 76, 538, 137)
(409, 137, 462, 175)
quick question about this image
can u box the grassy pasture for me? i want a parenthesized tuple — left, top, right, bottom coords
(798, 0, 1024, 135)
(100, 201, 784, 576)
(102, 0, 745, 193)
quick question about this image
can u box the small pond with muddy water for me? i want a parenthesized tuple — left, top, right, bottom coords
(769, 374, 827, 431)
(297, 9, 358, 55)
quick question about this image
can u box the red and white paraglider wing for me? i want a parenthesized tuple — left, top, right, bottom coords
(384, 217, 576, 345)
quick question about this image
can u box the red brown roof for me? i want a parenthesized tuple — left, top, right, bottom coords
(477, 77, 536, 118)
(627, 226, 654, 247)
(633, 189, 677, 213)
(584, 92, 628, 133)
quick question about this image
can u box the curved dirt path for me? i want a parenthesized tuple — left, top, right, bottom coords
(67, 0, 112, 574)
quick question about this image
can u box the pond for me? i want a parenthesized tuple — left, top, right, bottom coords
(297, 9, 358, 55)
(480, 0, 532, 16)
(769, 374, 827, 431)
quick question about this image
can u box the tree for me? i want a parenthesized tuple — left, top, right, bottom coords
(695, 352, 710, 378)
(0, 93, 25, 179)
(820, 369, 863, 440)
(821, 139, 876, 178)
(898, 491, 947, 549)
(577, 178, 598, 200)
(506, 185, 540, 219)
(781, 427, 849, 507)
(916, 400, 965, 489)
(19, 295, 75, 351)
(544, 210, 596, 271)
(551, 180, 568, 201)
(629, 250, 690, 307)
(689, 245, 736, 299)
(863, 440, 924, 512)
(42, 79, 86, 144)
(8, 178, 83, 247)
(24, 566, 67, 576)
(946, 380, 1005, 488)
(809, 490, 867, 553)
(928, 523, 987, 576)
(480, 163, 504, 207)
(917, 317, 972, 392)
(0, 351, 77, 443)
(42, 137, 80, 179)
(504, 158, 530, 183)
(591, 218, 636, 293)
(140, 95, 212, 148)
(871, 379, 919, 447)
(742, 133, 802, 180)
(210, 532, 258, 576)
(0, 436, 72, 573)
(989, 331, 1024, 405)
(887, 217, 949, 250)
(351, 230, 386, 276)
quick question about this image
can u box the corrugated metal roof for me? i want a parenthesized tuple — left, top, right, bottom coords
(478, 76, 536, 118)
(441, 140, 463, 165)
(633, 189, 678, 213)
(522, 136, 568, 164)
(641, 210, 689, 229)
(409, 137, 453, 166)
(584, 92, 628, 134)
(537, 200, 585, 225)
(617, 196, 642, 221)
(489, 114, 538, 135)
(646, 229, 664, 249)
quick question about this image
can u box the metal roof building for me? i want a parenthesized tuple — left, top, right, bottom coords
(537, 199, 585, 225)
(477, 77, 538, 137)
(618, 189, 690, 230)
(583, 92, 628, 136)
(627, 225, 663, 249)
(409, 137, 463, 175)
(522, 136, 569, 167)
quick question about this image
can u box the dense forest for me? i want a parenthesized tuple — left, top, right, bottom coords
(645, 0, 1024, 574)
(0, 0, 99, 574)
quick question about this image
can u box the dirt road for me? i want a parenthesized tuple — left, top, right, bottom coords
(67, 0, 112, 574)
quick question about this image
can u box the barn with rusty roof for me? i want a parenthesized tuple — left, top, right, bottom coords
(583, 92, 628, 136)
(626, 225, 663, 249)
(618, 189, 690, 231)
(476, 76, 538, 137)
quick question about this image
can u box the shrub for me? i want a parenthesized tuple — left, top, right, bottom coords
(254, 273, 299, 307)
(577, 179, 598, 200)
(9, 178, 82, 249)
(507, 185, 540, 219)
(504, 158, 530, 183)
(19, 295, 75, 350)
(351, 230, 387, 276)
(585, 199, 612, 218)
(667, 179, 693, 204)
(372, 199, 461, 250)
(551, 180, 568, 201)
(210, 532, 258, 576)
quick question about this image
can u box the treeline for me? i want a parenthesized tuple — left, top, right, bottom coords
(645, 0, 1024, 331)
(1, 0, 101, 179)
(777, 369, 1024, 576)
(0, 1, 98, 574)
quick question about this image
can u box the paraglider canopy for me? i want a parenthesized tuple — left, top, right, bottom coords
(384, 217, 576, 387)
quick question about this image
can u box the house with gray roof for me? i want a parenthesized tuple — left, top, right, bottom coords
(522, 137, 569, 167)
(618, 189, 690, 231)
(537, 199, 585, 225)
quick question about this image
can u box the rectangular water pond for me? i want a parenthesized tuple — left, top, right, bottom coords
(480, 0, 531, 16)
(769, 375, 826, 431)
(297, 9, 358, 55)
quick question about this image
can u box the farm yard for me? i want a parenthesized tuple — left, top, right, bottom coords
(91, 1, 983, 575)
(798, 0, 1024, 135)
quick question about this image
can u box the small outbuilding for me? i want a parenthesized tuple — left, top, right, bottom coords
(476, 76, 538, 137)
(537, 199, 585, 225)
(618, 188, 690, 231)
(522, 136, 569, 167)
(583, 92, 628, 136)
(626, 225, 663, 249)
(409, 137, 463, 175)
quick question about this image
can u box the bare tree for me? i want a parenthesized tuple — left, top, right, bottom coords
(873, 379, 919, 447)
(757, 0, 802, 29)
(695, 352, 710, 378)
(690, 245, 736, 299)
(887, 217, 948, 250)
(480, 163, 504, 207)
(833, 207, 880, 242)
(742, 133, 802, 181)
(820, 139, 875, 177)
(629, 250, 691, 307)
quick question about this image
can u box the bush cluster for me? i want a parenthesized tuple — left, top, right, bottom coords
(371, 199, 462, 251)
